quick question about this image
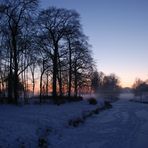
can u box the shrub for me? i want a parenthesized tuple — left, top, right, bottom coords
(92, 108, 99, 114)
(37, 127, 51, 148)
(88, 98, 97, 105)
(82, 111, 93, 119)
(38, 137, 48, 148)
(68, 117, 84, 127)
(104, 101, 112, 109)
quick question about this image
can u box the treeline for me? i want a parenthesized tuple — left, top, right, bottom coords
(0, 0, 94, 104)
(91, 71, 121, 101)
(133, 79, 148, 100)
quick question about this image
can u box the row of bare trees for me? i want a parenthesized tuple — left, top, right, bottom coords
(0, 0, 94, 104)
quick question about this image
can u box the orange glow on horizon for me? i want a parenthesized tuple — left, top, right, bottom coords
(120, 81, 133, 88)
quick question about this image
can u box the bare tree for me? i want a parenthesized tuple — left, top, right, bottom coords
(101, 74, 121, 101)
(71, 38, 93, 97)
(133, 78, 148, 101)
(38, 7, 80, 99)
(0, 0, 39, 103)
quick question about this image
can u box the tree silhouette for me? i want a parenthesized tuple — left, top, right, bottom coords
(0, 1, 95, 103)
(0, 0, 39, 103)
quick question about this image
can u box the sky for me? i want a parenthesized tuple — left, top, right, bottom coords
(40, 0, 148, 87)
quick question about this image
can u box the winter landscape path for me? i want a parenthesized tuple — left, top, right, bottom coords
(53, 100, 148, 148)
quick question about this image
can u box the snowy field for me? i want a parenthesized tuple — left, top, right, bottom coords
(0, 100, 103, 148)
(1, 98, 148, 147)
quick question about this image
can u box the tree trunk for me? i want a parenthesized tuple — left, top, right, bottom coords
(52, 44, 58, 99)
(30, 64, 35, 97)
(68, 39, 72, 97)
(12, 31, 19, 104)
(32, 78, 35, 97)
(8, 48, 13, 103)
(39, 72, 43, 103)
(58, 72, 63, 96)
(40, 60, 46, 103)
(14, 49, 18, 104)
(46, 73, 49, 96)
(57, 55, 63, 97)
(74, 62, 78, 97)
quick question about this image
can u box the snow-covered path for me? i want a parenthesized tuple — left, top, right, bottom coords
(52, 100, 148, 148)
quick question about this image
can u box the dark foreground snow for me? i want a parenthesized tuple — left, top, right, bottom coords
(0, 99, 148, 148)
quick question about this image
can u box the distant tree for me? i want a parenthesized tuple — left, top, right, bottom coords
(132, 78, 143, 97)
(91, 71, 99, 93)
(72, 39, 93, 97)
(91, 71, 104, 93)
(133, 78, 148, 101)
(101, 74, 121, 101)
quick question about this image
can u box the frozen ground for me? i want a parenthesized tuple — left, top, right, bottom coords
(1, 98, 148, 148)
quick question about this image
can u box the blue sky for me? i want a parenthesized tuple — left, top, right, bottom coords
(40, 0, 148, 87)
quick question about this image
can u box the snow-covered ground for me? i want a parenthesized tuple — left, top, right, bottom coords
(119, 92, 134, 100)
(0, 100, 103, 148)
(1, 98, 148, 148)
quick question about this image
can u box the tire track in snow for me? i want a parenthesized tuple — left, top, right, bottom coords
(84, 100, 145, 148)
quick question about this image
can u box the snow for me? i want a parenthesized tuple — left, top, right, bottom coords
(119, 92, 134, 100)
(0, 100, 102, 147)
(1, 98, 148, 147)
